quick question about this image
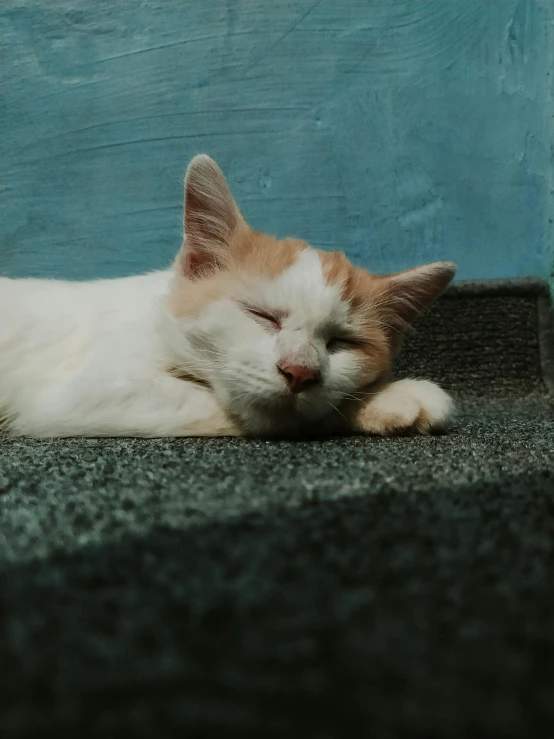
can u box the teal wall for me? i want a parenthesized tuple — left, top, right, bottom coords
(1, 1, 553, 282)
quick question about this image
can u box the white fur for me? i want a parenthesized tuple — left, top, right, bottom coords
(0, 252, 361, 436)
(0, 256, 453, 438)
(0, 272, 235, 436)
(357, 379, 454, 435)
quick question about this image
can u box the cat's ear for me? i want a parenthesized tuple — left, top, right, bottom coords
(380, 261, 456, 343)
(181, 155, 247, 279)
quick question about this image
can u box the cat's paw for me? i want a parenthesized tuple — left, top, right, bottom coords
(357, 379, 454, 436)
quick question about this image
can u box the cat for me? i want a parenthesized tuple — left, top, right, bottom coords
(0, 155, 455, 438)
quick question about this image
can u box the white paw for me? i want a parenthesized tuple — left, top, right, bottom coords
(358, 379, 454, 436)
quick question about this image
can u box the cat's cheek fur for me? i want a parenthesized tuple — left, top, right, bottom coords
(327, 350, 380, 398)
(355, 379, 455, 436)
(213, 337, 282, 409)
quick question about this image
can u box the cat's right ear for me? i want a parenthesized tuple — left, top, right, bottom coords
(180, 155, 246, 279)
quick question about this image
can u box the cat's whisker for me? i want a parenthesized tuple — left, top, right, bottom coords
(325, 399, 348, 423)
(341, 390, 382, 400)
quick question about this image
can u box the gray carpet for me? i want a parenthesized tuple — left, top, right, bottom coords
(1, 279, 553, 738)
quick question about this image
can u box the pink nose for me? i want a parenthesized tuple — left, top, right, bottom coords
(277, 363, 321, 394)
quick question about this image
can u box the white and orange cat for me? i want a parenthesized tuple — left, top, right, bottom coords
(0, 155, 455, 438)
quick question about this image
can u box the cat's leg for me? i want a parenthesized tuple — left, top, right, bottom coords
(354, 379, 454, 436)
(10, 376, 241, 438)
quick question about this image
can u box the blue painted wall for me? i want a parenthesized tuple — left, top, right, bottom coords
(1, 1, 553, 282)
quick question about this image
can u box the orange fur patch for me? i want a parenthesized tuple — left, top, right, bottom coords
(170, 225, 310, 318)
(230, 230, 309, 279)
(319, 249, 392, 374)
(169, 269, 231, 318)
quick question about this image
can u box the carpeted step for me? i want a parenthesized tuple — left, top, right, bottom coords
(396, 278, 554, 396)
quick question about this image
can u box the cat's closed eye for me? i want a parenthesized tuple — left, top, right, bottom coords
(243, 305, 281, 329)
(327, 336, 362, 351)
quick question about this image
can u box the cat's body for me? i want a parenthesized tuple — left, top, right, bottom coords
(0, 156, 455, 438)
(0, 271, 232, 436)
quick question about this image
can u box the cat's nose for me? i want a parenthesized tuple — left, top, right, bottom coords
(277, 363, 321, 394)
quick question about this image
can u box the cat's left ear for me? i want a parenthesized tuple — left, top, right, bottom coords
(181, 155, 247, 279)
(380, 261, 456, 342)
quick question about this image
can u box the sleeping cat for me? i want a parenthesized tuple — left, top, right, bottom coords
(0, 155, 455, 438)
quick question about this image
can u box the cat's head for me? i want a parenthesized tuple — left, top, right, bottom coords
(164, 155, 455, 434)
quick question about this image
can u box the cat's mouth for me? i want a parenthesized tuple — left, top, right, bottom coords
(251, 386, 333, 422)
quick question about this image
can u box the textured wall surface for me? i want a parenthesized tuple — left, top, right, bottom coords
(1, 0, 553, 281)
